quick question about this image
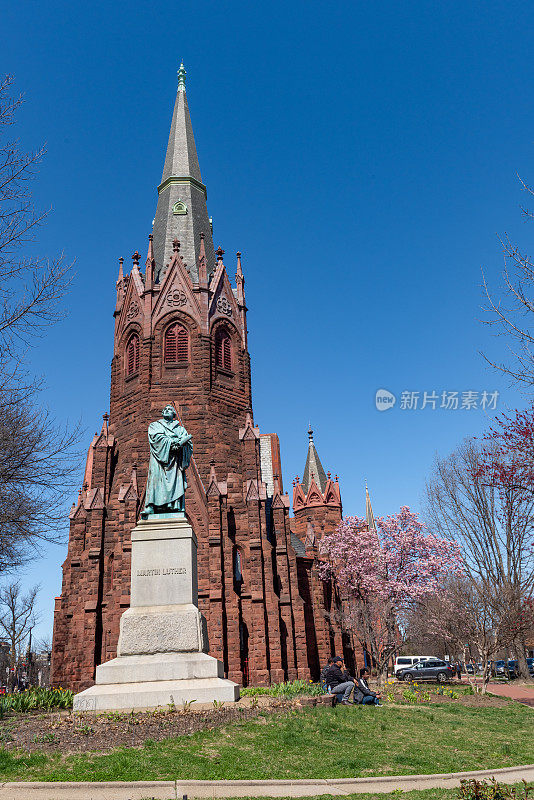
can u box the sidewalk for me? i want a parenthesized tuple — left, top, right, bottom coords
(486, 682, 534, 707)
(0, 765, 532, 800)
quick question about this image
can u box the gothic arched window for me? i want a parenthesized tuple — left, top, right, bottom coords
(125, 333, 139, 376)
(233, 546, 244, 595)
(234, 548, 243, 582)
(164, 322, 189, 364)
(109, 554, 115, 591)
(215, 330, 232, 371)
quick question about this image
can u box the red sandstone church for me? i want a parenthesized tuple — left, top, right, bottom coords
(51, 65, 362, 691)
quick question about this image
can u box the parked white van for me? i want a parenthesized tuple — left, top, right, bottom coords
(393, 656, 434, 675)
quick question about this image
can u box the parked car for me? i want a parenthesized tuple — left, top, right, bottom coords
(493, 660, 519, 679)
(507, 660, 519, 677)
(397, 659, 456, 683)
(465, 662, 485, 674)
(393, 655, 433, 676)
(527, 658, 534, 676)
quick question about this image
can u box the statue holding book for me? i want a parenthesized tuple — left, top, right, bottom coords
(142, 404, 193, 516)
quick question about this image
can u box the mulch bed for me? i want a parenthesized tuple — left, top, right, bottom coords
(0, 700, 286, 755)
(457, 693, 510, 707)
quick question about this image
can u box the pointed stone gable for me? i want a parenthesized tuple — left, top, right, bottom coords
(305, 477, 324, 507)
(70, 501, 86, 521)
(93, 429, 114, 450)
(292, 482, 307, 511)
(271, 492, 289, 510)
(206, 481, 221, 498)
(245, 479, 260, 502)
(85, 487, 105, 511)
(118, 483, 138, 503)
(116, 271, 144, 347)
(324, 482, 340, 506)
(206, 464, 222, 498)
(320, 474, 341, 507)
(239, 413, 260, 441)
(208, 260, 242, 329)
(151, 245, 203, 329)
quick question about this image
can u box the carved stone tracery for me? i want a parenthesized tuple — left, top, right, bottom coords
(166, 288, 187, 307)
(216, 296, 232, 316)
(126, 301, 140, 320)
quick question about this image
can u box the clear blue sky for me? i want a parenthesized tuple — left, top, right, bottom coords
(3, 0, 532, 642)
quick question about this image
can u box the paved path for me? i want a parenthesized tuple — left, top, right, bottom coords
(0, 765, 532, 799)
(486, 682, 534, 707)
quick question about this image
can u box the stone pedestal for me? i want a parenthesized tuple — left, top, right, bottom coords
(73, 516, 239, 711)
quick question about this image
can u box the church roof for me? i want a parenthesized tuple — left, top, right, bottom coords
(152, 63, 216, 282)
(301, 427, 328, 494)
(290, 531, 306, 557)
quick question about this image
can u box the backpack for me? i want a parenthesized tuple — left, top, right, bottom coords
(319, 664, 330, 692)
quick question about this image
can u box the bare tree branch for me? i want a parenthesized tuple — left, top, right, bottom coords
(482, 175, 534, 386)
(0, 76, 81, 572)
(0, 581, 39, 670)
(425, 438, 534, 680)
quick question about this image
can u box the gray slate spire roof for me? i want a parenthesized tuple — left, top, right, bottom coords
(301, 427, 328, 494)
(152, 64, 216, 282)
(365, 483, 377, 533)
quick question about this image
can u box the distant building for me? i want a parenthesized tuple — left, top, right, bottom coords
(34, 651, 52, 688)
(51, 66, 361, 691)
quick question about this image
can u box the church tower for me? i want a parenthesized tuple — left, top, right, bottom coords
(51, 66, 353, 690)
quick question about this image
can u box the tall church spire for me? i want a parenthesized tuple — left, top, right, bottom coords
(365, 483, 377, 533)
(152, 63, 216, 282)
(302, 427, 328, 494)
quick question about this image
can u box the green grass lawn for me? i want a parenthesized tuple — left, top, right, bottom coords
(0, 702, 532, 782)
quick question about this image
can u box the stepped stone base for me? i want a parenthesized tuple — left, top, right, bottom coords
(73, 517, 239, 712)
(96, 652, 221, 684)
(74, 653, 238, 712)
(73, 676, 238, 712)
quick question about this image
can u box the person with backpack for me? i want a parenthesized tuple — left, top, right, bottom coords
(323, 656, 355, 705)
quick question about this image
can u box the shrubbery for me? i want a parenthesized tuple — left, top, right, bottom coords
(241, 679, 324, 698)
(458, 779, 532, 800)
(0, 687, 73, 715)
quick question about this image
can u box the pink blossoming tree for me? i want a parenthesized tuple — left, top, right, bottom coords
(319, 506, 462, 685)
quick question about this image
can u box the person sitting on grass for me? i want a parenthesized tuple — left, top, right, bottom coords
(324, 656, 355, 705)
(354, 668, 381, 705)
